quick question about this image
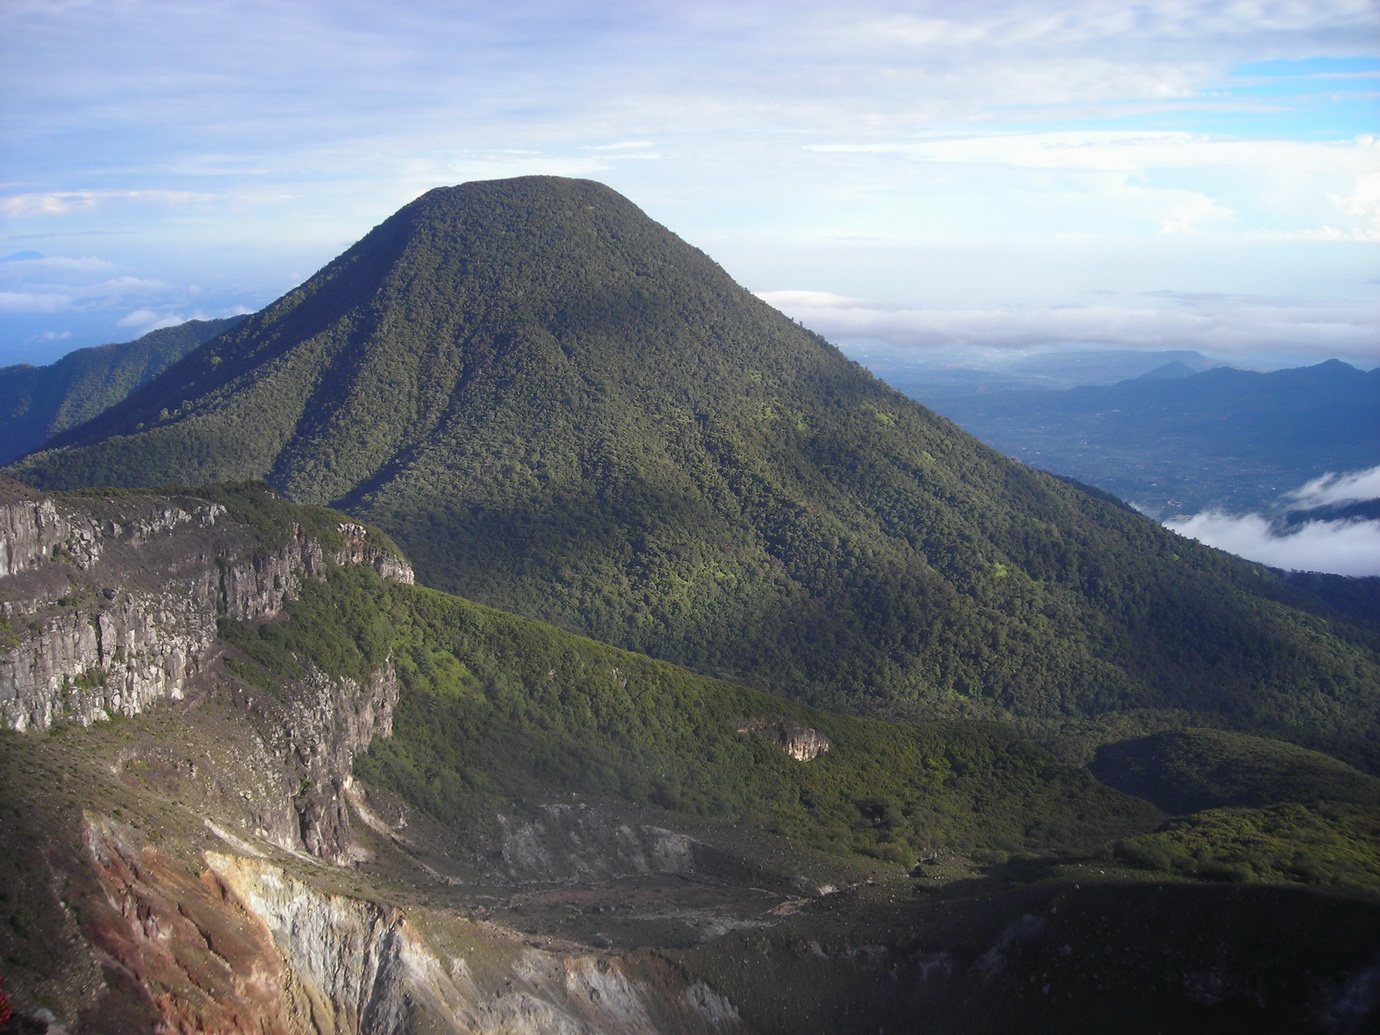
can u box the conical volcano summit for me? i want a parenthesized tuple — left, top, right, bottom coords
(12, 176, 1380, 753)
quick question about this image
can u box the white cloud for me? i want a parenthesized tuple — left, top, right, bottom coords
(757, 290, 868, 310)
(1286, 464, 1380, 508)
(80, 277, 172, 301)
(0, 291, 69, 313)
(116, 308, 187, 335)
(805, 132, 1378, 240)
(1328, 168, 1380, 238)
(1, 0, 1375, 361)
(0, 193, 98, 217)
(4, 254, 117, 273)
(1165, 510, 1380, 576)
(0, 190, 211, 218)
(116, 305, 251, 338)
(1158, 192, 1237, 235)
(0, 276, 171, 314)
(1164, 465, 1380, 575)
(583, 141, 658, 152)
(757, 289, 1379, 362)
(826, 2, 1375, 55)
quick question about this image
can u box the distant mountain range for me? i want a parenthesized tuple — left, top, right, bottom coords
(904, 359, 1380, 515)
(856, 347, 1222, 400)
(0, 316, 245, 465)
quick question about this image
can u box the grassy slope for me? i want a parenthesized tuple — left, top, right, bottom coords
(219, 561, 1380, 897)
(219, 564, 1159, 863)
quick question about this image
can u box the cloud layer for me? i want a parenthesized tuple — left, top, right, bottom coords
(1287, 466, 1380, 508)
(1165, 464, 1380, 576)
(758, 289, 1378, 364)
(1165, 511, 1380, 576)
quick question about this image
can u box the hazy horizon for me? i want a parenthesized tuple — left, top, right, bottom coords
(2, 0, 1375, 369)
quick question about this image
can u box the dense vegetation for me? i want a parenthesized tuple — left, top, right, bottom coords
(1111, 803, 1380, 895)
(221, 565, 1159, 862)
(10, 178, 1380, 767)
(216, 557, 1380, 896)
(914, 359, 1380, 515)
(0, 316, 243, 465)
(1090, 729, 1380, 814)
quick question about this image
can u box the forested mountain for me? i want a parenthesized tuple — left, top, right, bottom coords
(0, 315, 244, 465)
(916, 359, 1380, 515)
(9, 177, 1380, 767)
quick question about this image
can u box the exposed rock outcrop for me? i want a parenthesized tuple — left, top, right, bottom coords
(73, 818, 750, 1035)
(496, 804, 699, 882)
(0, 479, 411, 732)
(279, 664, 401, 863)
(737, 718, 831, 762)
(81, 818, 298, 1034)
(207, 851, 748, 1035)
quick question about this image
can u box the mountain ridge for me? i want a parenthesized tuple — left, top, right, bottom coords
(0, 315, 245, 465)
(9, 177, 1380, 758)
(919, 359, 1380, 515)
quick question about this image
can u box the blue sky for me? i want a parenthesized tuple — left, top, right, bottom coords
(2, 0, 1376, 369)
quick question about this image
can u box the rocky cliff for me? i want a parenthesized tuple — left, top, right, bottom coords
(737, 718, 831, 762)
(0, 477, 411, 868)
(0, 477, 411, 732)
(0, 480, 758, 1034)
(205, 850, 746, 1035)
(42, 812, 750, 1035)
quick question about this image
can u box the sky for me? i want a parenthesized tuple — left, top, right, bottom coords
(1, 0, 1376, 371)
(1, 0, 1377, 575)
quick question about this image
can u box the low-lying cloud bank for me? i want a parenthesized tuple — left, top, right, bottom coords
(1286, 467, 1380, 510)
(1165, 511, 1380, 577)
(758, 290, 1379, 367)
(1163, 464, 1380, 577)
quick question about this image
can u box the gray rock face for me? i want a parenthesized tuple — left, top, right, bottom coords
(737, 717, 831, 762)
(0, 479, 411, 733)
(280, 663, 402, 863)
(207, 850, 747, 1035)
(496, 803, 699, 882)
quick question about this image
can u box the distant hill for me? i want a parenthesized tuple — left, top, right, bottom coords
(1136, 360, 1198, 381)
(0, 316, 245, 464)
(10, 177, 1380, 763)
(916, 359, 1380, 514)
(870, 347, 1219, 401)
(1091, 728, 1380, 814)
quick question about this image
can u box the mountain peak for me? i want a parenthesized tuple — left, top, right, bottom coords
(17, 176, 784, 499)
(1307, 357, 1359, 375)
(1134, 360, 1197, 381)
